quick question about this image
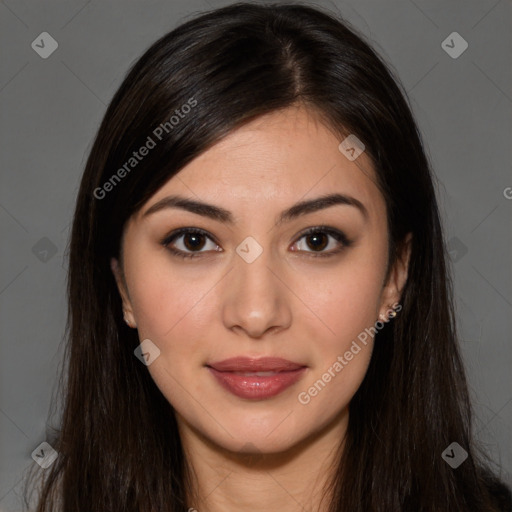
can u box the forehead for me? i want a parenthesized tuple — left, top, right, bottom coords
(136, 106, 384, 222)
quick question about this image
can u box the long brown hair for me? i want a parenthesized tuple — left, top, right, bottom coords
(24, 2, 511, 510)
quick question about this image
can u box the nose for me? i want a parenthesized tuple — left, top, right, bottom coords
(221, 246, 292, 339)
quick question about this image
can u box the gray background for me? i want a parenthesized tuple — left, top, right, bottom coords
(0, 0, 510, 510)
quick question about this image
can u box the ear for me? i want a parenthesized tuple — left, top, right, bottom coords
(378, 233, 412, 320)
(110, 257, 137, 329)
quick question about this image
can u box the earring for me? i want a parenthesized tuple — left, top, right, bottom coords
(388, 306, 397, 319)
(123, 312, 136, 328)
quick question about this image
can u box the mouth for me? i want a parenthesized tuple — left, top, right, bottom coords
(206, 357, 307, 400)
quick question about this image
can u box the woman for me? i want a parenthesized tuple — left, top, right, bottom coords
(25, 2, 511, 511)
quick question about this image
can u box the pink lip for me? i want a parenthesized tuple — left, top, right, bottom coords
(208, 357, 304, 372)
(206, 357, 307, 400)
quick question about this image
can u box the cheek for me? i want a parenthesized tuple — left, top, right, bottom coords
(294, 247, 387, 406)
(296, 286, 379, 417)
(302, 254, 386, 350)
(131, 277, 213, 358)
(124, 244, 211, 340)
(125, 260, 224, 411)
(127, 266, 212, 408)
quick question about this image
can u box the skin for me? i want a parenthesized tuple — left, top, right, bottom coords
(111, 105, 411, 511)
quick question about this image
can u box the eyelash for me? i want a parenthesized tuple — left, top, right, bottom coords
(161, 226, 352, 260)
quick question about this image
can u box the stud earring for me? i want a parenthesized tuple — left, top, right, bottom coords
(123, 312, 136, 328)
(388, 306, 398, 319)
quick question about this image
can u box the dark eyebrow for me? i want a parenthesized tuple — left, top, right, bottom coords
(142, 193, 368, 224)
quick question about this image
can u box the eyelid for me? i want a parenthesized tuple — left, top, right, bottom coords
(161, 225, 352, 259)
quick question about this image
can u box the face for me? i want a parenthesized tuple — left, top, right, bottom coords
(111, 106, 410, 455)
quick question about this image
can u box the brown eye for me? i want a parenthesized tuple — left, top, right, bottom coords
(182, 232, 207, 251)
(162, 228, 220, 259)
(304, 232, 329, 251)
(292, 227, 352, 258)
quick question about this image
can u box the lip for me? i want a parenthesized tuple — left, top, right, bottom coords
(208, 357, 305, 372)
(206, 357, 307, 400)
